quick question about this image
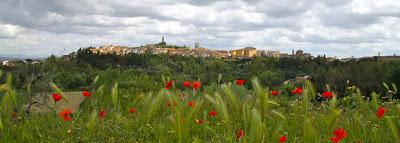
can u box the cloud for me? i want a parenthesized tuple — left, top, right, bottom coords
(0, 22, 25, 38)
(0, 0, 399, 58)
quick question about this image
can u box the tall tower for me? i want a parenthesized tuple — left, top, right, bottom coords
(159, 36, 167, 46)
(195, 42, 200, 48)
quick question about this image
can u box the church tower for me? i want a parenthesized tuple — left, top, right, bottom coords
(158, 36, 167, 46)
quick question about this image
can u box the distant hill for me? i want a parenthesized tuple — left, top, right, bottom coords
(0, 54, 46, 61)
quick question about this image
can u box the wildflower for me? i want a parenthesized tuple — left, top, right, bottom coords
(235, 79, 245, 86)
(187, 101, 194, 107)
(99, 109, 106, 119)
(333, 128, 347, 139)
(236, 129, 245, 140)
(291, 87, 303, 95)
(330, 136, 341, 143)
(182, 81, 191, 88)
(279, 135, 287, 142)
(128, 107, 137, 114)
(165, 80, 173, 90)
(194, 119, 204, 124)
(192, 81, 201, 90)
(82, 91, 91, 97)
(208, 109, 217, 117)
(271, 90, 279, 96)
(52, 93, 62, 102)
(11, 111, 17, 118)
(376, 107, 385, 119)
(59, 109, 72, 122)
(322, 91, 333, 99)
(330, 128, 347, 143)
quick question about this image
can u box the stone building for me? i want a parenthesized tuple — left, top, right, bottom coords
(229, 47, 257, 58)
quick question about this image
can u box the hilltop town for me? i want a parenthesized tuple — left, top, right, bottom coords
(87, 37, 315, 60)
(2, 37, 400, 67)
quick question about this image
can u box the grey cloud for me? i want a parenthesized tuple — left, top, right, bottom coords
(0, 0, 399, 58)
(318, 7, 379, 29)
(320, 0, 352, 7)
(250, 0, 317, 18)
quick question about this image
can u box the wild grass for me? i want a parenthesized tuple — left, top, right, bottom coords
(0, 73, 399, 143)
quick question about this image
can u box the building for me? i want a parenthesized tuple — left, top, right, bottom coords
(130, 47, 147, 54)
(88, 47, 99, 54)
(261, 50, 282, 58)
(229, 47, 257, 58)
(280, 53, 290, 58)
(85, 37, 266, 59)
(168, 48, 190, 56)
(2, 61, 9, 66)
(295, 50, 304, 56)
(290, 50, 312, 58)
(212, 50, 229, 58)
(97, 45, 129, 55)
(2, 60, 18, 66)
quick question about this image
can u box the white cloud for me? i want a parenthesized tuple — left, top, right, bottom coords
(351, 0, 400, 17)
(0, 22, 25, 38)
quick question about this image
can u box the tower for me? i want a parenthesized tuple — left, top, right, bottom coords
(159, 36, 167, 46)
(195, 42, 200, 48)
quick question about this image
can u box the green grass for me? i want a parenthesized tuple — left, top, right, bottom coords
(0, 75, 399, 143)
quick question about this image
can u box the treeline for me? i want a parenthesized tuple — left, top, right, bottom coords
(2, 48, 400, 97)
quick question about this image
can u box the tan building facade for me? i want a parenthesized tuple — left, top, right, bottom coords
(229, 47, 257, 58)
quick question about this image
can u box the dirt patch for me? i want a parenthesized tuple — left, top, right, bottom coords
(27, 92, 86, 113)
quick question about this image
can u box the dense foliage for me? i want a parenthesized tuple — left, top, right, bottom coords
(2, 48, 400, 97)
(0, 75, 399, 142)
(1, 50, 400, 142)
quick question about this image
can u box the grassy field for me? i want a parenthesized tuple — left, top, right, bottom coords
(0, 73, 399, 142)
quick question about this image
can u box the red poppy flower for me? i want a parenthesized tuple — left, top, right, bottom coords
(208, 109, 217, 117)
(59, 109, 72, 122)
(99, 109, 106, 119)
(187, 101, 194, 107)
(291, 87, 303, 95)
(52, 93, 62, 102)
(271, 90, 279, 96)
(330, 136, 341, 143)
(165, 80, 173, 90)
(182, 81, 191, 88)
(235, 79, 245, 86)
(333, 128, 347, 139)
(322, 91, 333, 98)
(330, 128, 347, 143)
(236, 129, 245, 140)
(376, 107, 385, 119)
(192, 81, 201, 90)
(128, 107, 137, 114)
(194, 119, 204, 124)
(279, 135, 287, 142)
(82, 91, 91, 97)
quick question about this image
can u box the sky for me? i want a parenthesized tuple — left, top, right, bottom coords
(0, 0, 400, 58)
